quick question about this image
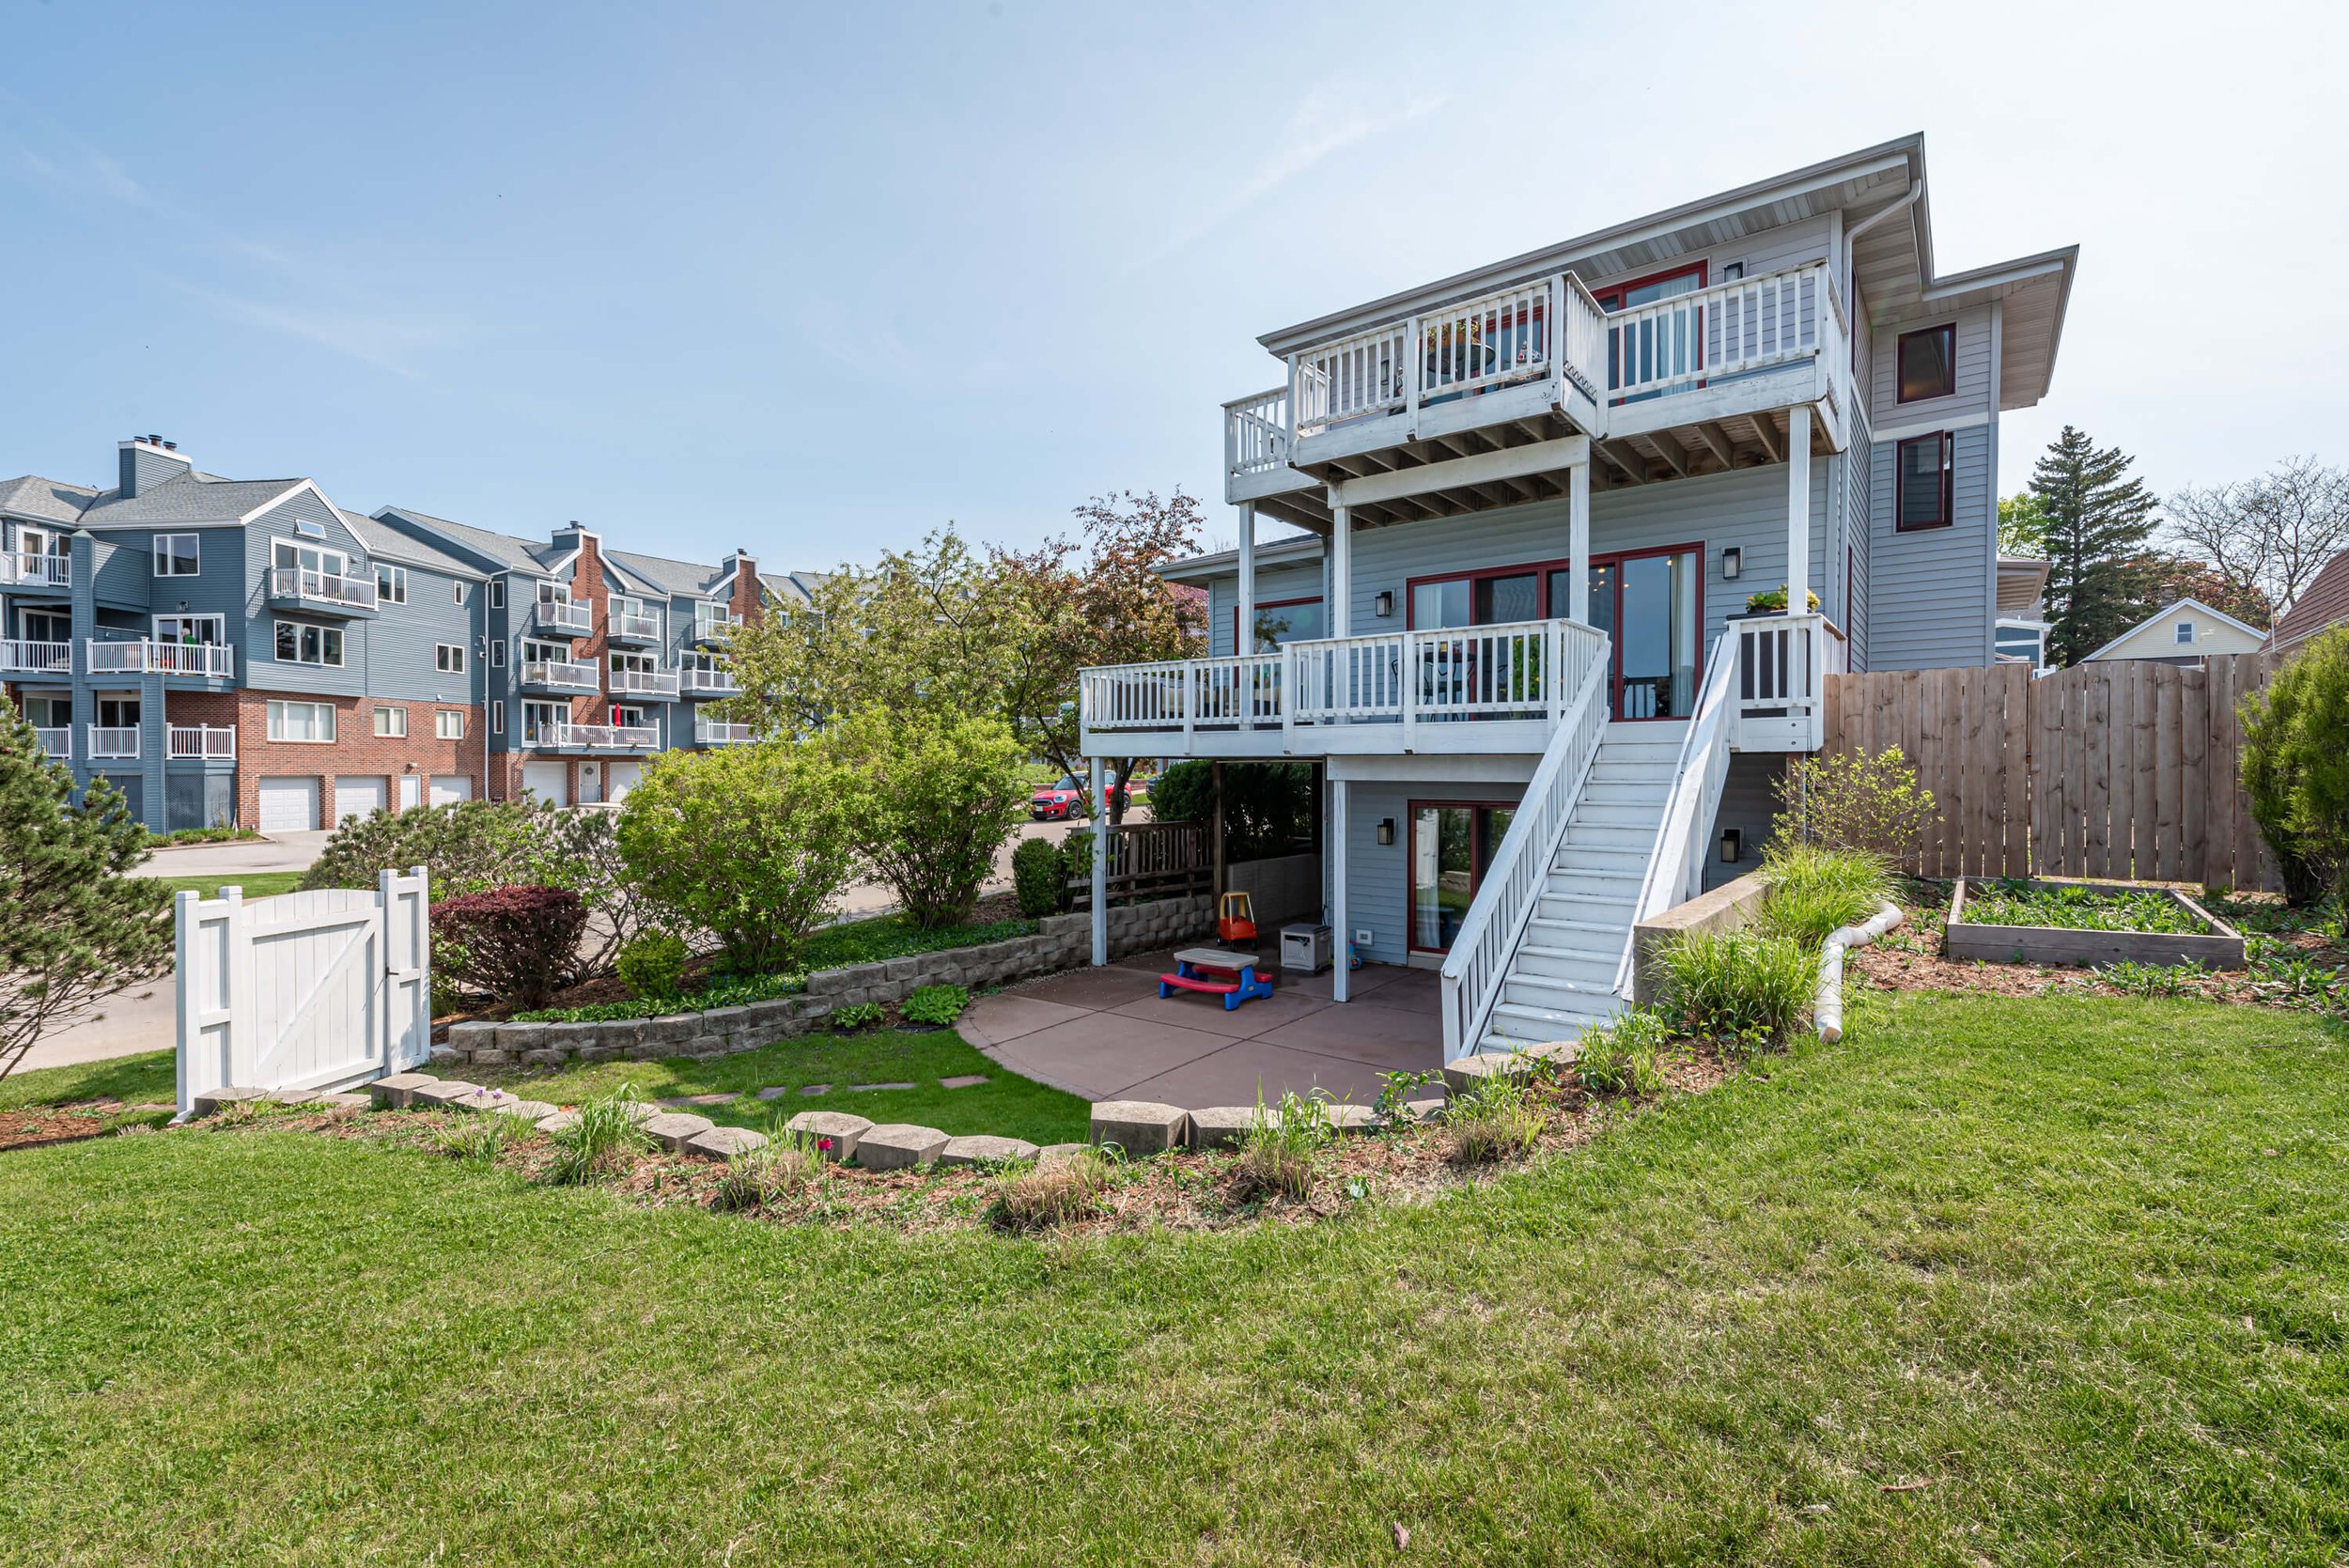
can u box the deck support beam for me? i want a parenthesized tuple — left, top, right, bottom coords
(1236, 503, 1255, 657)
(1786, 403, 1812, 614)
(1568, 459, 1591, 625)
(1329, 498, 1353, 638)
(1090, 756, 1109, 967)
(1330, 777, 1350, 1003)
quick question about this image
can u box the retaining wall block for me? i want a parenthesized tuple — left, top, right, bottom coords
(644, 1015, 698, 1045)
(521, 1048, 569, 1068)
(642, 1112, 716, 1152)
(857, 1123, 951, 1171)
(469, 1049, 514, 1068)
(785, 1110, 872, 1162)
(428, 1046, 469, 1067)
(445, 1020, 500, 1050)
(1089, 1099, 1190, 1156)
(684, 1126, 768, 1161)
(370, 1073, 438, 1109)
(576, 1045, 623, 1063)
(1187, 1106, 1258, 1149)
(940, 1134, 1040, 1166)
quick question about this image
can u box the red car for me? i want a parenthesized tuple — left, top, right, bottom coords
(1029, 773, 1126, 820)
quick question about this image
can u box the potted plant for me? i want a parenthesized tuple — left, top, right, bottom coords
(1737, 584, 1821, 616)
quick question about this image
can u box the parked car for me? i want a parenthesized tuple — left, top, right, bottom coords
(1029, 773, 1126, 820)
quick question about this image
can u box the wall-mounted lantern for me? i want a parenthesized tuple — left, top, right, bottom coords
(1374, 590, 1395, 618)
(1719, 827, 1743, 862)
(1721, 546, 1743, 581)
(1377, 817, 1395, 846)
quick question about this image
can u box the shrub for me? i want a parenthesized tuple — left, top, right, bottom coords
(1443, 1073, 1546, 1164)
(1769, 746, 1938, 870)
(521, 805, 672, 975)
(437, 1110, 537, 1163)
(1012, 835, 1067, 918)
(1230, 1090, 1331, 1203)
(901, 984, 969, 1027)
(989, 1149, 1112, 1232)
(1577, 1006, 1675, 1096)
(303, 798, 545, 899)
(712, 1132, 825, 1212)
(428, 885, 587, 1010)
(543, 1087, 650, 1186)
(832, 1001, 885, 1032)
(1657, 930, 1815, 1049)
(1148, 759, 1315, 860)
(615, 742, 859, 975)
(2242, 627, 2349, 924)
(1753, 843, 1895, 948)
(824, 709, 1029, 928)
(615, 932, 689, 1001)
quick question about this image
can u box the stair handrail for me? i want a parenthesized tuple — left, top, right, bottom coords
(1613, 631, 1739, 995)
(1439, 621, 1612, 1055)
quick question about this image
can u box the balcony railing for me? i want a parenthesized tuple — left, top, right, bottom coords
(532, 722, 658, 751)
(1603, 261, 1836, 403)
(269, 566, 379, 612)
(86, 640, 236, 677)
(34, 727, 68, 759)
(87, 724, 140, 759)
(168, 724, 237, 760)
(1, 552, 70, 589)
(609, 665, 680, 697)
(610, 606, 663, 641)
(0, 638, 71, 675)
(535, 598, 593, 634)
(1223, 387, 1292, 479)
(1730, 612, 1845, 753)
(521, 658, 599, 691)
(693, 609, 736, 644)
(694, 719, 754, 745)
(679, 659, 738, 696)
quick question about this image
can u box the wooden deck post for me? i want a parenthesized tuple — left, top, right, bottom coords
(1211, 762, 1226, 901)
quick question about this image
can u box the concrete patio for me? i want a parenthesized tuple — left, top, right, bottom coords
(957, 949, 1444, 1108)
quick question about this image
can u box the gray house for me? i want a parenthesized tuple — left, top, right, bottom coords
(1078, 133, 2077, 1057)
(0, 436, 806, 831)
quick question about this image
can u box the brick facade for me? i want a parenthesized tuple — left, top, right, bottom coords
(210, 688, 485, 830)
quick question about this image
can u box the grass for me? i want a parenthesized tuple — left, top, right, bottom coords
(465, 1027, 1092, 1147)
(138, 869, 304, 901)
(0, 1049, 176, 1112)
(1, 994, 2344, 1561)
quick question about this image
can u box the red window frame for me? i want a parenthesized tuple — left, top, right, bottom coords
(1894, 432, 1953, 531)
(1402, 558, 1574, 629)
(1589, 260, 1709, 313)
(1406, 798, 1520, 955)
(1230, 595, 1324, 652)
(1895, 322, 1956, 404)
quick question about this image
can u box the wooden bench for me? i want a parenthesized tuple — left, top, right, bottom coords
(1158, 947, 1276, 1011)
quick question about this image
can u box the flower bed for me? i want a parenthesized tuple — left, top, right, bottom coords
(1943, 877, 2244, 970)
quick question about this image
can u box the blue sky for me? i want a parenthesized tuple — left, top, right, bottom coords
(6, 0, 2341, 568)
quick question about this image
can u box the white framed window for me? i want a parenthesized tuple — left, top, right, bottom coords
(521, 700, 567, 744)
(293, 518, 327, 540)
(272, 538, 348, 577)
(491, 700, 505, 736)
(436, 709, 466, 740)
(522, 639, 569, 663)
(274, 620, 345, 667)
(454, 580, 467, 605)
(2174, 621, 2195, 645)
(489, 580, 505, 609)
(268, 700, 336, 742)
(490, 641, 506, 668)
(375, 564, 408, 603)
(436, 643, 466, 673)
(152, 534, 201, 576)
(152, 613, 226, 644)
(374, 706, 407, 737)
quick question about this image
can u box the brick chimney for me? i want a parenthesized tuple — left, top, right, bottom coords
(724, 550, 761, 627)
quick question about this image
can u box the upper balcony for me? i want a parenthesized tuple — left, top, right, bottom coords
(1224, 261, 1852, 527)
(678, 656, 738, 697)
(0, 638, 71, 676)
(606, 603, 663, 645)
(693, 718, 754, 745)
(0, 551, 70, 591)
(533, 598, 593, 636)
(267, 566, 379, 616)
(86, 639, 236, 679)
(520, 657, 599, 694)
(692, 606, 737, 646)
(525, 722, 659, 753)
(608, 663, 680, 699)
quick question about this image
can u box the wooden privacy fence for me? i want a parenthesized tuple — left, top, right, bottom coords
(1068, 821, 1210, 908)
(1820, 651, 2281, 891)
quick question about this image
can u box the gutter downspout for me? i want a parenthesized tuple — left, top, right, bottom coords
(1840, 181, 1922, 309)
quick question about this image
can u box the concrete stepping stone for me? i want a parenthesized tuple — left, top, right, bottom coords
(303, 1092, 374, 1110)
(939, 1074, 988, 1090)
(493, 1099, 561, 1122)
(1034, 1142, 1091, 1166)
(412, 1080, 486, 1109)
(642, 1112, 717, 1153)
(847, 1081, 917, 1093)
(455, 1087, 537, 1115)
(370, 1073, 439, 1109)
(1089, 1100, 1190, 1156)
(1403, 1097, 1448, 1124)
(939, 1134, 1039, 1167)
(798, 1084, 832, 1096)
(684, 1126, 769, 1161)
(536, 1110, 580, 1135)
(191, 1086, 271, 1118)
(754, 1086, 794, 1101)
(1187, 1106, 1262, 1150)
(784, 1110, 872, 1162)
(855, 1123, 950, 1171)
(659, 1093, 738, 1108)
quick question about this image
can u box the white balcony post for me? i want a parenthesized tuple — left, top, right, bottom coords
(1329, 499, 1352, 640)
(1089, 756, 1109, 967)
(1785, 403, 1812, 618)
(1568, 459, 1591, 625)
(1403, 315, 1421, 425)
(1330, 778, 1350, 1004)
(1236, 504, 1255, 660)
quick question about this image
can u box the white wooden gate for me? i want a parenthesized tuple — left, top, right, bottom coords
(175, 867, 432, 1116)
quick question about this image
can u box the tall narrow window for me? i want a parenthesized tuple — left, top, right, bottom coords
(1895, 433, 1953, 531)
(1896, 323, 1956, 403)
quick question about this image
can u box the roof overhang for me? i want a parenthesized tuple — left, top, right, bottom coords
(1158, 534, 1324, 585)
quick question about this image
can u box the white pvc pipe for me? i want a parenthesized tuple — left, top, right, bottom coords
(1815, 900, 1905, 1044)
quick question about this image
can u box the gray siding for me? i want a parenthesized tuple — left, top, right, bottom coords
(1708, 753, 1786, 889)
(245, 490, 374, 697)
(1206, 561, 1326, 657)
(1843, 437, 1871, 669)
(366, 562, 485, 706)
(90, 531, 157, 609)
(1865, 421, 1995, 670)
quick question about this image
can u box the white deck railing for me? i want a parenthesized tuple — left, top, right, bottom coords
(1605, 261, 1836, 403)
(1439, 625, 1613, 1053)
(1732, 612, 1843, 751)
(1421, 278, 1556, 404)
(521, 658, 599, 691)
(553, 722, 658, 750)
(1223, 388, 1291, 480)
(535, 598, 592, 634)
(86, 640, 236, 677)
(34, 727, 68, 758)
(87, 724, 140, 759)
(0, 638, 71, 675)
(611, 606, 663, 640)
(270, 566, 379, 611)
(2, 552, 70, 588)
(1615, 633, 1740, 996)
(679, 658, 738, 695)
(609, 665, 680, 697)
(694, 719, 754, 745)
(168, 724, 237, 760)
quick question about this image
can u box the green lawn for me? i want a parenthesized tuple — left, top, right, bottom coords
(0, 1049, 175, 1112)
(2, 994, 2344, 1563)
(468, 1027, 1092, 1146)
(138, 869, 304, 901)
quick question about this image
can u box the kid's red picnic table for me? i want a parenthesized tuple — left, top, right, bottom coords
(1158, 947, 1276, 1011)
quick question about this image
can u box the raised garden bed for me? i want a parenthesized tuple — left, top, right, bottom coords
(1945, 877, 2245, 970)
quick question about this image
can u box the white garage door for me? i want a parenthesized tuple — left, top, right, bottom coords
(336, 775, 387, 823)
(257, 776, 319, 833)
(428, 774, 474, 807)
(521, 762, 568, 807)
(607, 761, 644, 801)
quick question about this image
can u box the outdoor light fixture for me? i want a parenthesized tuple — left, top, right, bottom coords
(1377, 817, 1395, 846)
(1374, 590, 1395, 618)
(1721, 546, 1743, 580)
(1719, 827, 1742, 862)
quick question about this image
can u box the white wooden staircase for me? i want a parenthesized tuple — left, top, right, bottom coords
(1482, 722, 1686, 1049)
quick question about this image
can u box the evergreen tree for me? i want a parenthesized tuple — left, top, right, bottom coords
(2031, 426, 2161, 666)
(0, 700, 173, 1081)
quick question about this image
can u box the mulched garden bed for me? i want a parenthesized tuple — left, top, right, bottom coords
(0, 1101, 176, 1155)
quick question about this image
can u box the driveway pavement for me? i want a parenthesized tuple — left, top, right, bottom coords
(958, 955, 1443, 1110)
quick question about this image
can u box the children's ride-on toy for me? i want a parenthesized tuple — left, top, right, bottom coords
(1158, 946, 1276, 1011)
(1217, 891, 1257, 944)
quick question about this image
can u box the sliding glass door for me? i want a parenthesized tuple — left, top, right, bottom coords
(1585, 547, 1702, 720)
(1410, 801, 1516, 953)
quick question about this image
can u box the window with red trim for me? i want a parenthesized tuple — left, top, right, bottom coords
(1896, 323, 1955, 403)
(1895, 433, 1952, 531)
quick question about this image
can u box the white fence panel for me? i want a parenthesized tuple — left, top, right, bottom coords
(175, 866, 432, 1116)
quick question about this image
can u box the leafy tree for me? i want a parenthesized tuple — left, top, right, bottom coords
(303, 798, 547, 899)
(825, 708, 1028, 928)
(0, 702, 172, 1081)
(1769, 745, 1938, 871)
(2168, 456, 2349, 617)
(614, 743, 859, 974)
(2126, 552, 2273, 632)
(1998, 490, 2047, 556)
(2240, 626, 2349, 923)
(519, 806, 671, 975)
(2033, 427, 2162, 666)
(1147, 759, 1315, 861)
